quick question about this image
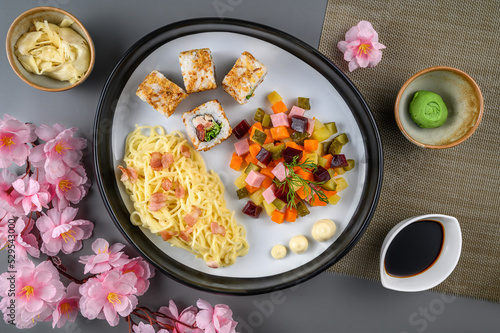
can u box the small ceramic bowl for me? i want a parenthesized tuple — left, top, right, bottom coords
(6, 6, 95, 92)
(380, 214, 462, 292)
(395, 66, 483, 148)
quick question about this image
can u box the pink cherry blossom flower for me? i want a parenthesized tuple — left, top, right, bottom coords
(0, 208, 12, 250)
(337, 21, 386, 72)
(0, 114, 36, 168)
(32, 127, 86, 179)
(52, 282, 80, 328)
(13, 216, 40, 260)
(0, 259, 65, 328)
(79, 238, 130, 274)
(157, 300, 201, 333)
(133, 322, 170, 333)
(119, 257, 155, 296)
(79, 270, 138, 326)
(12, 177, 51, 215)
(47, 165, 89, 210)
(196, 299, 238, 333)
(36, 207, 94, 256)
(0, 170, 24, 215)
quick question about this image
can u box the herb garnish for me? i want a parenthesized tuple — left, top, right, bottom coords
(205, 121, 221, 141)
(275, 156, 329, 209)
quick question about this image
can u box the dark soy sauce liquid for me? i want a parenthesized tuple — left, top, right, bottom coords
(384, 220, 444, 278)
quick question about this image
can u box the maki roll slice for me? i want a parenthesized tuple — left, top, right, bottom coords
(179, 48, 217, 94)
(222, 51, 267, 104)
(182, 100, 232, 151)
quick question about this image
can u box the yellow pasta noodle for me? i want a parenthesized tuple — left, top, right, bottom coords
(120, 125, 249, 268)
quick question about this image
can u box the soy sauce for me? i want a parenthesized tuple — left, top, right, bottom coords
(384, 220, 444, 278)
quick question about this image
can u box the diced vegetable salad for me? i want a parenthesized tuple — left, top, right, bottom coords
(230, 91, 355, 224)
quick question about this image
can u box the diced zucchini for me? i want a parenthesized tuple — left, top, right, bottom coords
(321, 169, 337, 191)
(344, 159, 355, 171)
(297, 97, 310, 110)
(268, 143, 285, 160)
(236, 187, 250, 199)
(311, 126, 331, 142)
(234, 173, 247, 188)
(244, 163, 261, 174)
(263, 200, 276, 216)
(262, 142, 274, 151)
(328, 194, 341, 205)
(268, 91, 283, 105)
(249, 188, 264, 205)
(254, 108, 266, 122)
(327, 133, 349, 155)
(272, 198, 287, 211)
(296, 201, 310, 217)
(262, 114, 272, 128)
(251, 129, 267, 145)
(324, 122, 337, 135)
(317, 155, 328, 168)
(291, 131, 309, 144)
(335, 133, 349, 145)
(335, 177, 348, 192)
(304, 153, 318, 165)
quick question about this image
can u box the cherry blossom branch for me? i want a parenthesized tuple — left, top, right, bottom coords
(47, 256, 96, 284)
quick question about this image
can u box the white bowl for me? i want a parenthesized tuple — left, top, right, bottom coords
(380, 214, 462, 292)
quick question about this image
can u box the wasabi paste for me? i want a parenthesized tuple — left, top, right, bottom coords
(409, 91, 448, 128)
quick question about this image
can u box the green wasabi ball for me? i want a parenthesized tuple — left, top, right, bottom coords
(409, 91, 448, 128)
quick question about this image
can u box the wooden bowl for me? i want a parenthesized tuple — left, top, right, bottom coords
(395, 66, 483, 149)
(6, 6, 95, 92)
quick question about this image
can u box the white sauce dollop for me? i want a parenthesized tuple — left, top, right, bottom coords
(271, 244, 287, 259)
(289, 235, 308, 254)
(311, 219, 337, 242)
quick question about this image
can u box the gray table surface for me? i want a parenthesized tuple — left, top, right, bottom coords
(1, 1, 499, 332)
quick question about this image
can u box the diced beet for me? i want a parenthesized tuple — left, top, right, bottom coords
(313, 166, 331, 183)
(233, 120, 251, 139)
(275, 184, 289, 202)
(282, 147, 303, 164)
(242, 201, 262, 218)
(256, 147, 272, 165)
(330, 154, 348, 168)
(290, 116, 309, 133)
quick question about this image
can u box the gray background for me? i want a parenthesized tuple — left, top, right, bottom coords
(1, 1, 499, 332)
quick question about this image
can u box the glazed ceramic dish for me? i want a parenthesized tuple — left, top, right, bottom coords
(395, 66, 483, 149)
(94, 18, 383, 294)
(6, 6, 95, 92)
(380, 214, 462, 292)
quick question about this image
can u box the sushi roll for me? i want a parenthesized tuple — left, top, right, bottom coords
(179, 48, 217, 94)
(136, 70, 188, 117)
(182, 100, 232, 151)
(222, 51, 267, 105)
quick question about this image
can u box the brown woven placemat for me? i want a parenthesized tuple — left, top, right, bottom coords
(319, 0, 500, 302)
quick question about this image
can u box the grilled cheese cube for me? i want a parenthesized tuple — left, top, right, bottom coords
(179, 48, 217, 94)
(222, 51, 267, 105)
(136, 70, 187, 117)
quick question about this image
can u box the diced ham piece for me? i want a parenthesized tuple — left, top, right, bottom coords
(210, 222, 226, 236)
(271, 162, 288, 182)
(245, 170, 266, 188)
(270, 112, 290, 128)
(150, 152, 163, 170)
(307, 118, 315, 136)
(118, 165, 138, 184)
(162, 152, 174, 167)
(262, 184, 277, 204)
(288, 105, 305, 119)
(207, 260, 219, 268)
(159, 230, 177, 241)
(174, 181, 186, 198)
(180, 145, 191, 158)
(148, 192, 168, 211)
(179, 226, 193, 242)
(161, 178, 172, 191)
(184, 205, 202, 227)
(234, 139, 250, 156)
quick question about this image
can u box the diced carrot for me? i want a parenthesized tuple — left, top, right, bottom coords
(260, 166, 275, 179)
(270, 126, 290, 140)
(296, 186, 309, 200)
(248, 122, 263, 136)
(271, 210, 285, 224)
(274, 157, 285, 165)
(260, 176, 274, 189)
(263, 129, 274, 144)
(296, 168, 314, 181)
(249, 143, 262, 158)
(323, 190, 337, 198)
(245, 184, 260, 194)
(310, 193, 328, 206)
(271, 101, 288, 114)
(245, 154, 259, 166)
(285, 141, 303, 150)
(322, 154, 333, 168)
(229, 153, 243, 171)
(284, 207, 297, 222)
(304, 139, 319, 152)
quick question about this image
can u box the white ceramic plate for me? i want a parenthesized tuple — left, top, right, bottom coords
(94, 19, 382, 294)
